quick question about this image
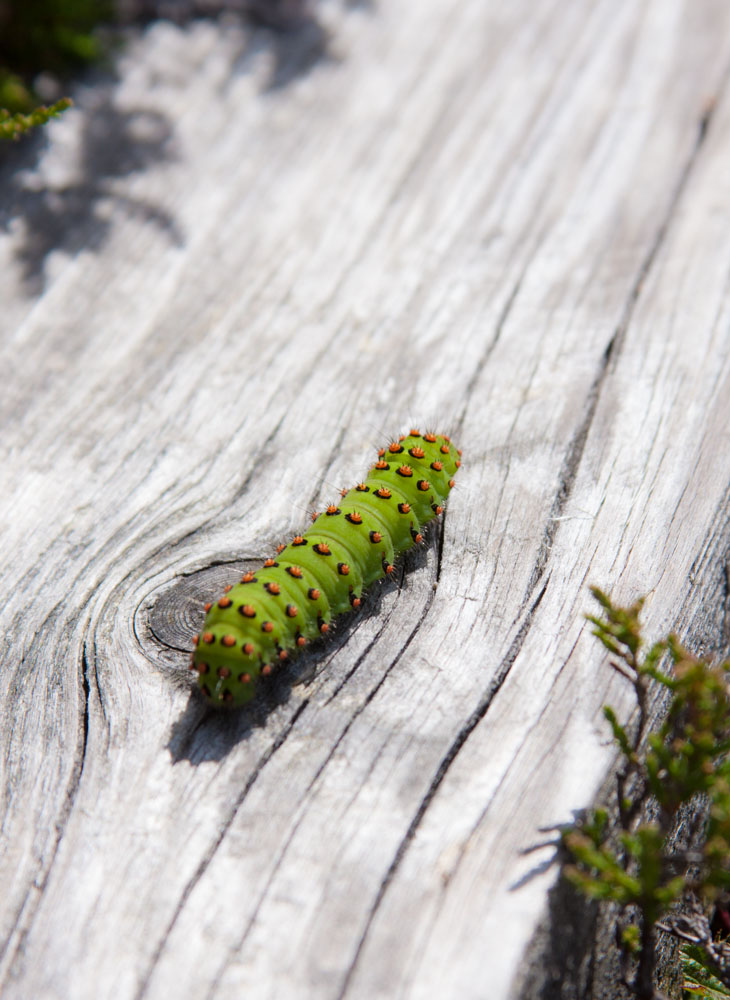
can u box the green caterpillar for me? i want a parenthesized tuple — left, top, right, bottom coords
(190, 430, 461, 706)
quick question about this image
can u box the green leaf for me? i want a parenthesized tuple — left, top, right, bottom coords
(682, 945, 730, 999)
(604, 705, 634, 758)
(622, 923, 641, 954)
(0, 98, 72, 140)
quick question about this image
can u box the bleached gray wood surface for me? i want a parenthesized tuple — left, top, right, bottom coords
(2, 1, 730, 997)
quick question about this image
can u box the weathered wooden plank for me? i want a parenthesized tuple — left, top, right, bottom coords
(1, 1, 730, 998)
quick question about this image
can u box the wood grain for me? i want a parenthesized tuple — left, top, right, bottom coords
(2, 1, 730, 997)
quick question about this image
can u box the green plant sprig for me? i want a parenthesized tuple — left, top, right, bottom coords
(0, 0, 113, 139)
(562, 587, 730, 1000)
(0, 96, 72, 139)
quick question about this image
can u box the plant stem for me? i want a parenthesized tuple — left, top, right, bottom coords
(636, 917, 656, 999)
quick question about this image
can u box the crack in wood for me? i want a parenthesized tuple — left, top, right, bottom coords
(335, 574, 551, 999)
(521, 85, 721, 616)
(133, 697, 309, 1000)
(0, 641, 93, 993)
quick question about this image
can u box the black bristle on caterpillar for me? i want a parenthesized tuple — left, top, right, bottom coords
(191, 430, 461, 706)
